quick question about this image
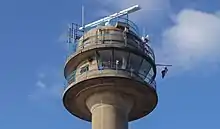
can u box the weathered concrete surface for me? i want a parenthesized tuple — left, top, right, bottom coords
(86, 91, 133, 129)
(63, 76, 157, 121)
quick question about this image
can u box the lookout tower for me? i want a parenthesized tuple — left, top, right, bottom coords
(63, 5, 158, 129)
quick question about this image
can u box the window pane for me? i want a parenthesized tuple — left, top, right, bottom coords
(67, 70, 76, 83)
(139, 60, 151, 79)
(80, 65, 89, 74)
(146, 68, 154, 82)
(114, 50, 129, 70)
(97, 50, 113, 69)
(128, 53, 142, 73)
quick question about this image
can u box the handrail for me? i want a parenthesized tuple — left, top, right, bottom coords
(67, 33, 155, 62)
(109, 17, 140, 35)
(83, 16, 140, 35)
(65, 62, 156, 90)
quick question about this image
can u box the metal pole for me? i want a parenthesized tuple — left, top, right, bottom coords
(82, 5, 85, 48)
(82, 5, 84, 31)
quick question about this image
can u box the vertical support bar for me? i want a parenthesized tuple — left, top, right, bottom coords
(82, 5, 84, 31)
(126, 14, 129, 27)
(82, 5, 85, 49)
(123, 28, 128, 46)
(95, 29, 98, 44)
(112, 49, 115, 69)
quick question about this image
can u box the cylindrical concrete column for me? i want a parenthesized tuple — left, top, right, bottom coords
(86, 91, 134, 129)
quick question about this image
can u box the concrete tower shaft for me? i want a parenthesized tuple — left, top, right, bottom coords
(86, 91, 133, 129)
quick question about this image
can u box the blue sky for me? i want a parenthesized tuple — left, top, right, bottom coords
(0, 0, 220, 129)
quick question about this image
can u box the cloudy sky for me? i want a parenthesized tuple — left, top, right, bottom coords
(0, 0, 220, 129)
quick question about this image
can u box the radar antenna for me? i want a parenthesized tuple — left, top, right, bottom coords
(78, 5, 141, 30)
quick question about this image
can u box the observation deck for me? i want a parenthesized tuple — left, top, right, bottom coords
(63, 17, 158, 122)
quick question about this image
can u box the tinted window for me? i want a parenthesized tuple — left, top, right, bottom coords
(114, 50, 129, 69)
(97, 50, 113, 69)
(80, 65, 89, 74)
(67, 70, 76, 83)
(145, 68, 154, 82)
(139, 60, 151, 79)
(128, 53, 142, 73)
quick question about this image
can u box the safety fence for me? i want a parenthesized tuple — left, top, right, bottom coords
(65, 61, 156, 90)
(67, 32, 155, 62)
(82, 16, 140, 36)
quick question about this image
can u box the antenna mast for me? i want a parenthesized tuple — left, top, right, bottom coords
(67, 23, 74, 44)
(82, 5, 85, 32)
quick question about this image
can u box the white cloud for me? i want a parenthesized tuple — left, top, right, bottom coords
(156, 9, 220, 73)
(96, 0, 170, 12)
(36, 80, 46, 89)
(216, 11, 220, 17)
(29, 83, 63, 101)
(95, 0, 171, 24)
(58, 29, 68, 43)
(29, 68, 64, 102)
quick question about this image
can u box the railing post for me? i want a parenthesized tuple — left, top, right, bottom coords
(123, 27, 128, 46)
(101, 29, 104, 44)
(116, 60, 119, 73)
(96, 29, 98, 44)
(130, 68, 134, 77)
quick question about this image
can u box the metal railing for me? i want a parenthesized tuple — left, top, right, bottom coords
(67, 33, 155, 62)
(109, 17, 140, 35)
(65, 62, 156, 90)
(83, 17, 140, 35)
